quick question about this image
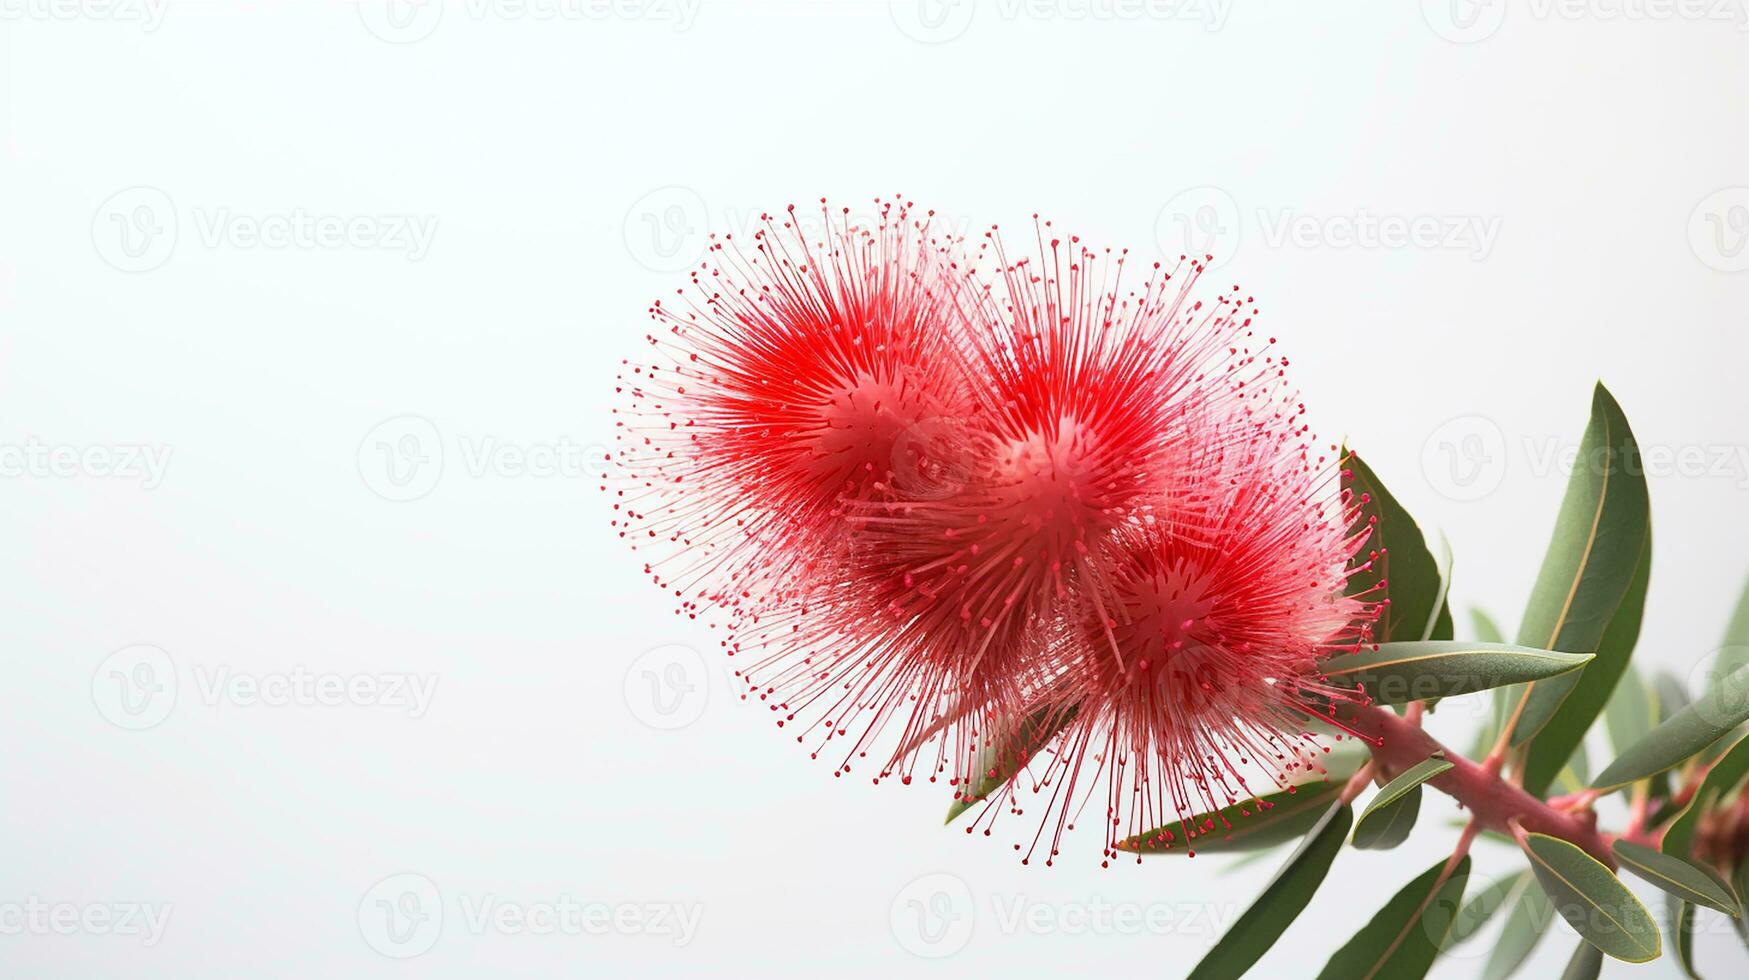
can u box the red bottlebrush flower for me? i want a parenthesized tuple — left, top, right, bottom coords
(612, 205, 1378, 866)
(730, 226, 1277, 792)
(957, 420, 1379, 866)
(609, 199, 972, 623)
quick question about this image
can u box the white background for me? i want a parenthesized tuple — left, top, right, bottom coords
(3, 1, 1749, 977)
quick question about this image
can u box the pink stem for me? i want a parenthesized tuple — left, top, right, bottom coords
(1343, 705, 1618, 869)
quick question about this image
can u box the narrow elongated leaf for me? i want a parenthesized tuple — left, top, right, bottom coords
(1521, 832, 1661, 962)
(1649, 670, 1692, 800)
(1522, 524, 1652, 795)
(1448, 869, 1530, 945)
(1351, 789, 1421, 851)
(1471, 608, 1506, 644)
(1604, 665, 1653, 756)
(1351, 756, 1453, 850)
(1656, 670, 1693, 714)
(1552, 742, 1592, 794)
(1706, 578, 1749, 762)
(1321, 642, 1592, 706)
(1185, 802, 1352, 980)
(1559, 940, 1604, 980)
(1592, 663, 1749, 790)
(1662, 732, 1749, 861)
(1118, 747, 1365, 855)
(1733, 857, 1749, 945)
(1482, 875, 1555, 980)
(1509, 385, 1650, 754)
(944, 702, 1077, 824)
(1668, 895, 1700, 979)
(1614, 840, 1739, 915)
(1315, 855, 1470, 980)
(1344, 452, 1449, 643)
(1721, 570, 1749, 678)
(1468, 608, 1511, 754)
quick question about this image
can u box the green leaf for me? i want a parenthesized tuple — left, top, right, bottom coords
(1320, 642, 1593, 706)
(1604, 665, 1654, 757)
(1353, 790, 1420, 852)
(1315, 855, 1470, 980)
(1559, 940, 1604, 980)
(1668, 895, 1700, 979)
(1344, 451, 1450, 644)
(1521, 831, 1661, 963)
(1551, 742, 1592, 795)
(1481, 875, 1556, 980)
(1721, 569, 1749, 678)
(1464, 610, 1513, 753)
(1662, 732, 1749, 861)
(1471, 608, 1506, 644)
(1614, 840, 1740, 916)
(1734, 858, 1749, 947)
(944, 701, 1078, 824)
(1656, 670, 1694, 715)
(1185, 801, 1352, 980)
(1648, 671, 1693, 801)
(1351, 755, 1453, 850)
(1508, 384, 1651, 755)
(1117, 748, 1365, 855)
(1592, 664, 1749, 791)
(1448, 868, 1530, 945)
(1521, 523, 1652, 795)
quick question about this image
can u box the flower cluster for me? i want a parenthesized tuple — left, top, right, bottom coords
(609, 198, 1381, 864)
